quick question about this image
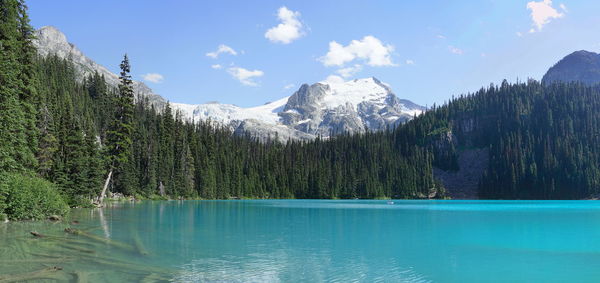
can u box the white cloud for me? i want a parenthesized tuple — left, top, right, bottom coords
(211, 64, 222, 69)
(405, 59, 415, 65)
(141, 73, 164, 83)
(526, 0, 565, 32)
(206, 44, 237, 58)
(436, 34, 446, 39)
(319, 35, 396, 67)
(284, 83, 295, 90)
(322, 75, 345, 84)
(227, 67, 264, 86)
(336, 64, 362, 78)
(448, 45, 464, 55)
(265, 7, 305, 44)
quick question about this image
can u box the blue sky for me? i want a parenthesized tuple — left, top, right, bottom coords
(27, 0, 600, 107)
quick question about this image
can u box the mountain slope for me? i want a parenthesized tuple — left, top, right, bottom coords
(395, 79, 600, 199)
(33, 26, 424, 141)
(542, 50, 600, 85)
(33, 26, 168, 108)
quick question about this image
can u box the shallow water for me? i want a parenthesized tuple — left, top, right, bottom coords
(2, 200, 600, 282)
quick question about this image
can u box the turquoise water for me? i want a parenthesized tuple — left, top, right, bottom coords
(3, 200, 600, 282)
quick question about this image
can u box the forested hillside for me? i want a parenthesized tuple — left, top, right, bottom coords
(34, 56, 440, 202)
(407, 80, 600, 199)
(3, 0, 600, 220)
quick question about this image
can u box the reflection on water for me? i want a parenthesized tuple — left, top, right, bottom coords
(1, 200, 600, 282)
(96, 207, 110, 239)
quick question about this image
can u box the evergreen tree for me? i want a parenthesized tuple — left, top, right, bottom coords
(98, 54, 134, 204)
(0, 0, 36, 172)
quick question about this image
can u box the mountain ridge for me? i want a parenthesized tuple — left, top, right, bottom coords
(33, 26, 424, 141)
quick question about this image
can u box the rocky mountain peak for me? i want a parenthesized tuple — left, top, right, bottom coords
(542, 50, 600, 86)
(277, 77, 424, 137)
(36, 26, 68, 50)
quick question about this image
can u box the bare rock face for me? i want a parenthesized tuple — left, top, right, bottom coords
(278, 78, 425, 138)
(33, 26, 167, 109)
(33, 26, 425, 142)
(434, 148, 489, 199)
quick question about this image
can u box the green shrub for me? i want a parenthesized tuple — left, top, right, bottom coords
(0, 172, 69, 220)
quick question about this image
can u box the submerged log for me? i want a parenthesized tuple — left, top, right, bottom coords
(80, 255, 173, 277)
(48, 215, 62, 221)
(131, 229, 149, 256)
(64, 227, 135, 251)
(64, 227, 82, 235)
(30, 233, 98, 248)
(0, 266, 64, 282)
(30, 231, 44, 238)
(0, 257, 73, 264)
(56, 242, 96, 254)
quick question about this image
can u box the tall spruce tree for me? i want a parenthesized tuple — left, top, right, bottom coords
(98, 54, 134, 204)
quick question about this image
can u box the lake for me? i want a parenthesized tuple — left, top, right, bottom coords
(2, 200, 600, 282)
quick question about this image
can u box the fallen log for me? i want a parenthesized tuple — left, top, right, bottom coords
(0, 257, 73, 264)
(55, 242, 96, 254)
(48, 215, 62, 222)
(0, 266, 64, 282)
(30, 231, 44, 238)
(131, 229, 149, 256)
(75, 252, 173, 276)
(64, 227, 135, 251)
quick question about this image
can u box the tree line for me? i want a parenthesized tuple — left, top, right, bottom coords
(36, 56, 440, 203)
(4, 0, 600, 220)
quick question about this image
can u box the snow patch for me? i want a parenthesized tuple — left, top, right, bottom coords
(320, 78, 389, 111)
(172, 96, 289, 125)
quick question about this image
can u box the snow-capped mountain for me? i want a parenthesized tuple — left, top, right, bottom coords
(280, 77, 423, 137)
(33, 26, 424, 141)
(171, 77, 424, 140)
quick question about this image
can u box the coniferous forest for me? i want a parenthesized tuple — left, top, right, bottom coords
(3, 0, 600, 220)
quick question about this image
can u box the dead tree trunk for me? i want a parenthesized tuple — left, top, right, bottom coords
(98, 169, 113, 205)
(159, 181, 165, 197)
